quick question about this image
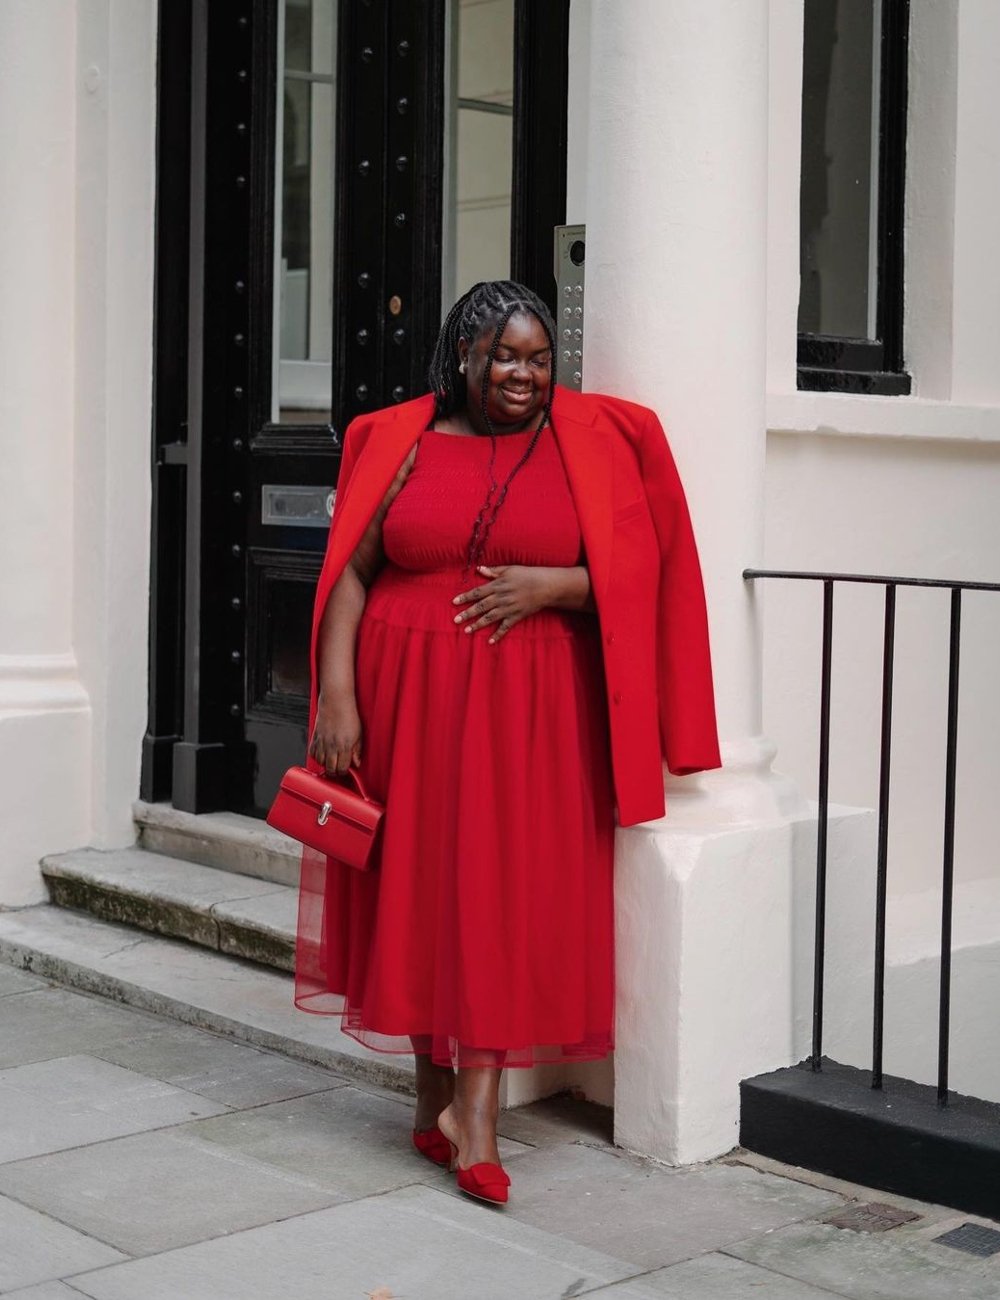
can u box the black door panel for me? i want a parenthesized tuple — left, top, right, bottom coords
(145, 0, 567, 816)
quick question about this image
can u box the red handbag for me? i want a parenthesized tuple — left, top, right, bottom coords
(266, 766, 384, 870)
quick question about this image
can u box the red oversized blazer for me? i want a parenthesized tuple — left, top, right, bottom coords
(307, 384, 722, 827)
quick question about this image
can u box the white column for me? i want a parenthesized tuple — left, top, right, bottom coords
(0, 1, 90, 903)
(585, 0, 770, 747)
(574, 0, 824, 1162)
(73, 0, 156, 848)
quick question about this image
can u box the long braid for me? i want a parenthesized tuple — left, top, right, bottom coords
(426, 280, 558, 573)
(466, 302, 519, 567)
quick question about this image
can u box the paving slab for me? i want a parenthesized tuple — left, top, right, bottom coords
(0, 1054, 228, 1163)
(730, 1149, 963, 1227)
(724, 1218, 1000, 1300)
(496, 1089, 614, 1148)
(3, 1284, 97, 1299)
(0, 1128, 341, 1256)
(93, 1021, 346, 1109)
(584, 1250, 853, 1298)
(470, 1142, 845, 1271)
(64, 1183, 640, 1300)
(178, 1084, 531, 1198)
(0, 965, 48, 996)
(0, 1193, 125, 1294)
(0, 986, 168, 1070)
(0, 907, 415, 1090)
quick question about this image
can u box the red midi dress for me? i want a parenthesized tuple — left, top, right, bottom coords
(294, 423, 616, 1069)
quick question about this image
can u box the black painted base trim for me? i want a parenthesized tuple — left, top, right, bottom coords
(740, 1056, 1000, 1219)
(140, 733, 181, 803)
(797, 366, 912, 395)
(171, 741, 256, 814)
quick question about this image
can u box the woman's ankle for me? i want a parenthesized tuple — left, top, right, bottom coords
(413, 1056, 455, 1129)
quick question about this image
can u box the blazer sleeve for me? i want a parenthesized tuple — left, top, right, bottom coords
(636, 408, 722, 775)
(306, 417, 367, 739)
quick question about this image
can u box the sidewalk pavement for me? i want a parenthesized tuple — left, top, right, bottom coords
(0, 963, 998, 1299)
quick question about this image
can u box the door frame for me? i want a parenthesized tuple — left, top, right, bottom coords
(143, 0, 570, 814)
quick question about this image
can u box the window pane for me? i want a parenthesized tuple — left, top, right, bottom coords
(442, 0, 515, 309)
(799, 0, 881, 340)
(273, 0, 336, 424)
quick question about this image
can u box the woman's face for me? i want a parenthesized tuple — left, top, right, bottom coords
(459, 310, 552, 431)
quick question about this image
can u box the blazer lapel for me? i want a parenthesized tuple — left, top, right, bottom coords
(551, 387, 614, 607)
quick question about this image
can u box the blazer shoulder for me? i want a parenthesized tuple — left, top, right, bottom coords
(339, 392, 432, 454)
(562, 385, 659, 433)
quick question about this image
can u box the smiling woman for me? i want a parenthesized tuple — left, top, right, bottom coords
(291, 278, 721, 1207)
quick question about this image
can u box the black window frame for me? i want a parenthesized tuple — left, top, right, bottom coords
(797, 0, 911, 396)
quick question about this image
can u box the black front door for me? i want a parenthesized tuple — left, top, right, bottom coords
(144, 0, 569, 816)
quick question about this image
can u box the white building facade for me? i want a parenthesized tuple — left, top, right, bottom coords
(2, 0, 998, 1174)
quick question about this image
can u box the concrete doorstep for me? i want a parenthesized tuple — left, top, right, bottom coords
(0, 902, 414, 1092)
(133, 799, 301, 889)
(41, 846, 296, 972)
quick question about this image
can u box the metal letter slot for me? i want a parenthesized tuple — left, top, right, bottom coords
(553, 224, 585, 389)
(261, 484, 336, 528)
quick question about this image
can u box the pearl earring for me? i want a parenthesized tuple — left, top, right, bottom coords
(458, 360, 467, 374)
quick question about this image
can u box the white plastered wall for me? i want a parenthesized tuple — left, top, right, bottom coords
(0, 0, 156, 904)
(764, 0, 1000, 897)
(761, 0, 1000, 1096)
(557, 0, 1000, 1132)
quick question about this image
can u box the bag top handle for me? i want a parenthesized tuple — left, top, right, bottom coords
(329, 765, 373, 805)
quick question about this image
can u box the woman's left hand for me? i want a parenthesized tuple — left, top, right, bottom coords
(453, 565, 549, 643)
(453, 564, 588, 644)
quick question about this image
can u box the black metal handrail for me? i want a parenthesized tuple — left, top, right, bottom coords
(743, 568, 1000, 1105)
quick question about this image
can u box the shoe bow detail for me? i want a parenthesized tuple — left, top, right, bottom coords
(455, 1160, 511, 1204)
(412, 1125, 453, 1167)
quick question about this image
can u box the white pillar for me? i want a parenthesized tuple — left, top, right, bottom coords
(73, 0, 156, 848)
(0, 2, 90, 903)
(585, 0, 770, 745)
(576, 0, 818, 1162)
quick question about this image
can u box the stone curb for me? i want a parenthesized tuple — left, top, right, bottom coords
(0, 904, 415, 1095)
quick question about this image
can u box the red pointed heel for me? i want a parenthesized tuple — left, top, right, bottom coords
(412, 1125, 453, 1167)
(455, 1160, 511, 1204)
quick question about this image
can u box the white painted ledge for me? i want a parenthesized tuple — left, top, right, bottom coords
(0, 653, 89, 716)
(767, 391, 1000, 444)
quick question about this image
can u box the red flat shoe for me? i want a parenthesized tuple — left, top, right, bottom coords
(412, 1125, 452, 1167)
(455, 1160, 511, 1205)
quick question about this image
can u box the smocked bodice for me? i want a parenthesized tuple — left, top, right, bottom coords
(381, 426, 582, 572)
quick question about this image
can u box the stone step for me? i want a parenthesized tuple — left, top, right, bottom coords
(0, 903, 413, 1091)
(41, 846, 296, 972)
(133, 799, 300, 888)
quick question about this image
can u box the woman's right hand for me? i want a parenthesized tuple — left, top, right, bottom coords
(309, 692, 362, 775)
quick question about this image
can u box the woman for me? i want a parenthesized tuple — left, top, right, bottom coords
(296, 280, 721, 1205)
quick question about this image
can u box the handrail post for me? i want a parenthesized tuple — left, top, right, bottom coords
(811, 579, 835, 1069)
(871, 583, 896, 1089)
(937, 587, 962, 1104)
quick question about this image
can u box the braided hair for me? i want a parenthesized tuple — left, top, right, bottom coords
(426, 280, 558, 571)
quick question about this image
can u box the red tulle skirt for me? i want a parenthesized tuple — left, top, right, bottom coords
(294, 566, 616, 1069)
(294, 429, 616, 1069)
